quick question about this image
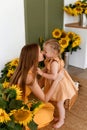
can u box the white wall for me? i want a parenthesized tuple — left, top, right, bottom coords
(0, 0, 25, 73)
(65, 27, 87, 69)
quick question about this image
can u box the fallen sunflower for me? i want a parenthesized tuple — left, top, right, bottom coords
(10, 108, 33, 126)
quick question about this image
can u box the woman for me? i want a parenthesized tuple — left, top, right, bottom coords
(10, 43, 63, 129)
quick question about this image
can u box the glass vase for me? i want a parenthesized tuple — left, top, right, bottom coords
(64, 52, 70, 70)
(79, 14, 87, 27)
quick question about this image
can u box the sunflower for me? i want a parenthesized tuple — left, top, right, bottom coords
(72, 8, 79, 16)
(60, 47, 65, 54)
(61, 30, 67, 38)
(9, 58, 19, 67)
(7, 69, 14, 77)
(67, 32, 76, 39)
(84, 8, 87, 14)
(74, 7, 83, 15)
(9, 85, 22, 100)
(68, 7, 74, 15)
(64, 7, 73, 15)
(73, 35, 81, 44)
(72, 40, 80, 48)
(64, 0, 87, 16)
(75, 1, 82, 6)
(52, 29, 62, 39)
(0, 108, 10, 123)
(10, 108, 33, 126)
(63, 7, 70, 14)
(3, 81, 9, 88)
(59, 38, 69, 49)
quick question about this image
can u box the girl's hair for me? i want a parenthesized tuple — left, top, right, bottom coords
(10, 43, 39, 98)
(43, 39, 61, 59)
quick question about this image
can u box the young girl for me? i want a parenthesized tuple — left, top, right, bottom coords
(10, 43, 63, 129)
(37, 39, 78, 128)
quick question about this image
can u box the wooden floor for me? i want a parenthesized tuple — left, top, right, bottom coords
(68, 65, 87, 79)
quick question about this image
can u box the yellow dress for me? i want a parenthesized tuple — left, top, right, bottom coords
(44, 57, 78, 110)
(23, 72, 54, 129)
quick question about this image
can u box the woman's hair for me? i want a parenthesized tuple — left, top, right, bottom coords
(10, 43, 39, 97)
(43, 39, 61, 58)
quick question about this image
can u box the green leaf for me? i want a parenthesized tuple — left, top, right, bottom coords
(0, 123, 8, 130)
(6, 122, 22, 130)
(0, 128, 7, 130)
(28, 120, 38, 130)
(6, 121, 15, 129)
(30, 101, 42, 111)
(0, 84, 3, 97)
(4, 89, 16, 100)
(13, 124, 22, 130)
(0, 83, 3, 89)
(0, 97, 7, 109)
(8, 99, 23, 110)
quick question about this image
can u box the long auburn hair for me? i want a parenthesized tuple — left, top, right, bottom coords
(10, 43, 39, 98)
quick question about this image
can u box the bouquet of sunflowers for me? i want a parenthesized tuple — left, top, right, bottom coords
(64, 0, 87, 16)
(52, 28, 81, 54)
(0, 59, 45, 130)
(0, 83, 45, 130)
(0, 58, 19, 86)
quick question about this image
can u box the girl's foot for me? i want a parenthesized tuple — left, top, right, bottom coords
(53, 120, 64, 128)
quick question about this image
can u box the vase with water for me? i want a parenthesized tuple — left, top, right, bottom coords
(79, 14, 87, 27)
(64, 52, 70, 70)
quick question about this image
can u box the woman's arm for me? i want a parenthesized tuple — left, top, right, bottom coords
(29, 78, 46, 102)
(37, 61, 59, 80)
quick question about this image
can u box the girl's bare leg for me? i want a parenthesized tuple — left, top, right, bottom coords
(53, 100, 65, 128)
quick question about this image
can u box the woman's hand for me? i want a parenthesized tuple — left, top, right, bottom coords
(37, 68, 43, 76)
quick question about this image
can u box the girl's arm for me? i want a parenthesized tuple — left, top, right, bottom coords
(37, 61, 59, 80)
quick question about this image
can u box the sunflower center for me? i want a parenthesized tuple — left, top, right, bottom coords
(55, 31, 59, 36)
(61, 40, 67, 45)
(0, 113, 4, 116)
(14, 110, 29, 121)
